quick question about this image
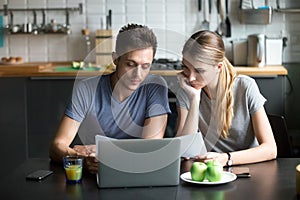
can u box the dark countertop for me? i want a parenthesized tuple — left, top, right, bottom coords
(0, 158, 299, 200)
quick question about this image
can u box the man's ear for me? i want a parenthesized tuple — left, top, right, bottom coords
(112, 52, 119, 65)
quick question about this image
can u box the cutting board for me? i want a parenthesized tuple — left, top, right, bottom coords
(54, 66, 100, 72)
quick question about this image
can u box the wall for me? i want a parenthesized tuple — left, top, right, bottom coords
(0, 0, 300, 63)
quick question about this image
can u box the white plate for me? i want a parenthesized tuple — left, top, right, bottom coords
(180, 171, 237, 185)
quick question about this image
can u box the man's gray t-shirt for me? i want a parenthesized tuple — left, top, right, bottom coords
(176, 75, 266, 152)
(65, 73, 171, 144)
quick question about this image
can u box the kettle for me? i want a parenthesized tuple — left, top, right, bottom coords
(247, 34, 265, 67)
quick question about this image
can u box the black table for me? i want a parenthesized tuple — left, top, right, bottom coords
(1, 158, 300, 200)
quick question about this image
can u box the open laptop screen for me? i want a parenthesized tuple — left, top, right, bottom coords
(95, 136, 181, 188)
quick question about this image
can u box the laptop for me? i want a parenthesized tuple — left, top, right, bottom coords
(95, 135, 181, 188)
(178, 132, 207, 158)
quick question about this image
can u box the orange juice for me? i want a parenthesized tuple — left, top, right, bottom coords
(63, 156, 83, 184)
(65, 165, 82, 182)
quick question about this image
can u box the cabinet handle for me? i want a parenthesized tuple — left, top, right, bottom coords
(29, 77, 76, 80)
(250, 75, 277, 78)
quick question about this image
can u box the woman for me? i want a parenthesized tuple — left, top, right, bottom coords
(176, 30, 277, 167)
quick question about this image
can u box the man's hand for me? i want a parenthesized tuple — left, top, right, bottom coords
(73, 145, 99, 174)
(83, 154, 98, 174)
(73, 145, 95, 156)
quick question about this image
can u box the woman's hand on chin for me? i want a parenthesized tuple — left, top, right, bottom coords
(177, 72, 201, 101)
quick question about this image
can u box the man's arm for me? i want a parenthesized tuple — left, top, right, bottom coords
(141, 114, 168, 139)
(49, 115, 81, 162)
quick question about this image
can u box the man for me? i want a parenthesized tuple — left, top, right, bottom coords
(49, 24, 171, 173)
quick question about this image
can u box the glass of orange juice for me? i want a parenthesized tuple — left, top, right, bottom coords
(63, 156, 83, 184)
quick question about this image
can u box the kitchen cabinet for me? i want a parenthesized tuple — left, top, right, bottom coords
(26, 77, 75, 158)
(0, 67, 288, 160)
(282, 63, 300, 155)
(252, 75, 286, 116)
(0, 78, 27, 178)
(26, 76, 179, 156)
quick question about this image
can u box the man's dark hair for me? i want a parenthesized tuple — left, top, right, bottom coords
(115, 23, 157, 57)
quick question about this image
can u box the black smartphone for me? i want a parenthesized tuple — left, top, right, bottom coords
(231, 167, 251, 178)
(26, 170, 53, 181)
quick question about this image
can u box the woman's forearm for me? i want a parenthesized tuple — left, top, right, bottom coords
(177, 98, 200, 137)
(228, 143, 277, 166)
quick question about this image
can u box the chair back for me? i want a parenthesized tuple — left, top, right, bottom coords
(267, 114, 294, 158)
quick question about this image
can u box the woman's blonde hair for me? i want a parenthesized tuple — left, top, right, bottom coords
(182, 30, 236, 138)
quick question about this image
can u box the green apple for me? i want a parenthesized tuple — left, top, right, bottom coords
(206, 161, 223, 182)
(190, 162, 207, 182)
(205, 160, 214, 167)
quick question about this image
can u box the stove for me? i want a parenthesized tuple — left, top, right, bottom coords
(151, 58, 182, 70)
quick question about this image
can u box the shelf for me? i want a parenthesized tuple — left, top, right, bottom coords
(0, 3, 83, 15)
(274, 8, 300, 13)
(239, 8, 272, 24)
(7, 32, 70, 35)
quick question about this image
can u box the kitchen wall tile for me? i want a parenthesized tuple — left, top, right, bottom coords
(48, 53, 67, 61)
(1, 0, 300, 62)
(245, 25, 267, 35)
(146, 13, 166, 25)
(7, 0, 26, 8)
(11, 11, 27, 25)
(126, 4, 145, 14)
(126, 14, 146, 24)
(185, 0, 197, 12)
(166, 0, 184, 3)
(46, 0, 66, 8)
(107, 0, 125, 4)
(147, 23, 165, 30)
(87, 14, 101, 27)
(67, 35, 87, 61)
(146, 3, 165, 13)
(71, 24, 86, 35)
(110, 14, 126, 30)
(9, 35, 28, 54)
(165, 1, 185, 13)
(27, 0, 46, 8)
(146, 0, 164, 3)
(0, 38, 9, 56)
(166, 24, 185, 35)
(106, 3, 125, 14)
(286, 21, 300, 32)
(28, 35, 47, 54)
(28, 55, 47, 62)
(47, 35, 67, 55)
(290, 35, 300, 46)
(86, 0, 104, 5)
(46, 12, 65, 25)
(283, 0, 300, 8)
(66, 0, 82, 6)
(86, 3, 104, 14)
(230, 24, 247, 39)
(127, 0, 145, 4)
(69, 12, 85, 26)
(272, 12, 284, 22)
(0, 0, 7, 6)
(265, 24, 285, 38)
(154, 29, 166, 51)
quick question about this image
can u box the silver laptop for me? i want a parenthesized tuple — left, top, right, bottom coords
(95, 135, 181, 188)
(179, 132, 207, 158)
